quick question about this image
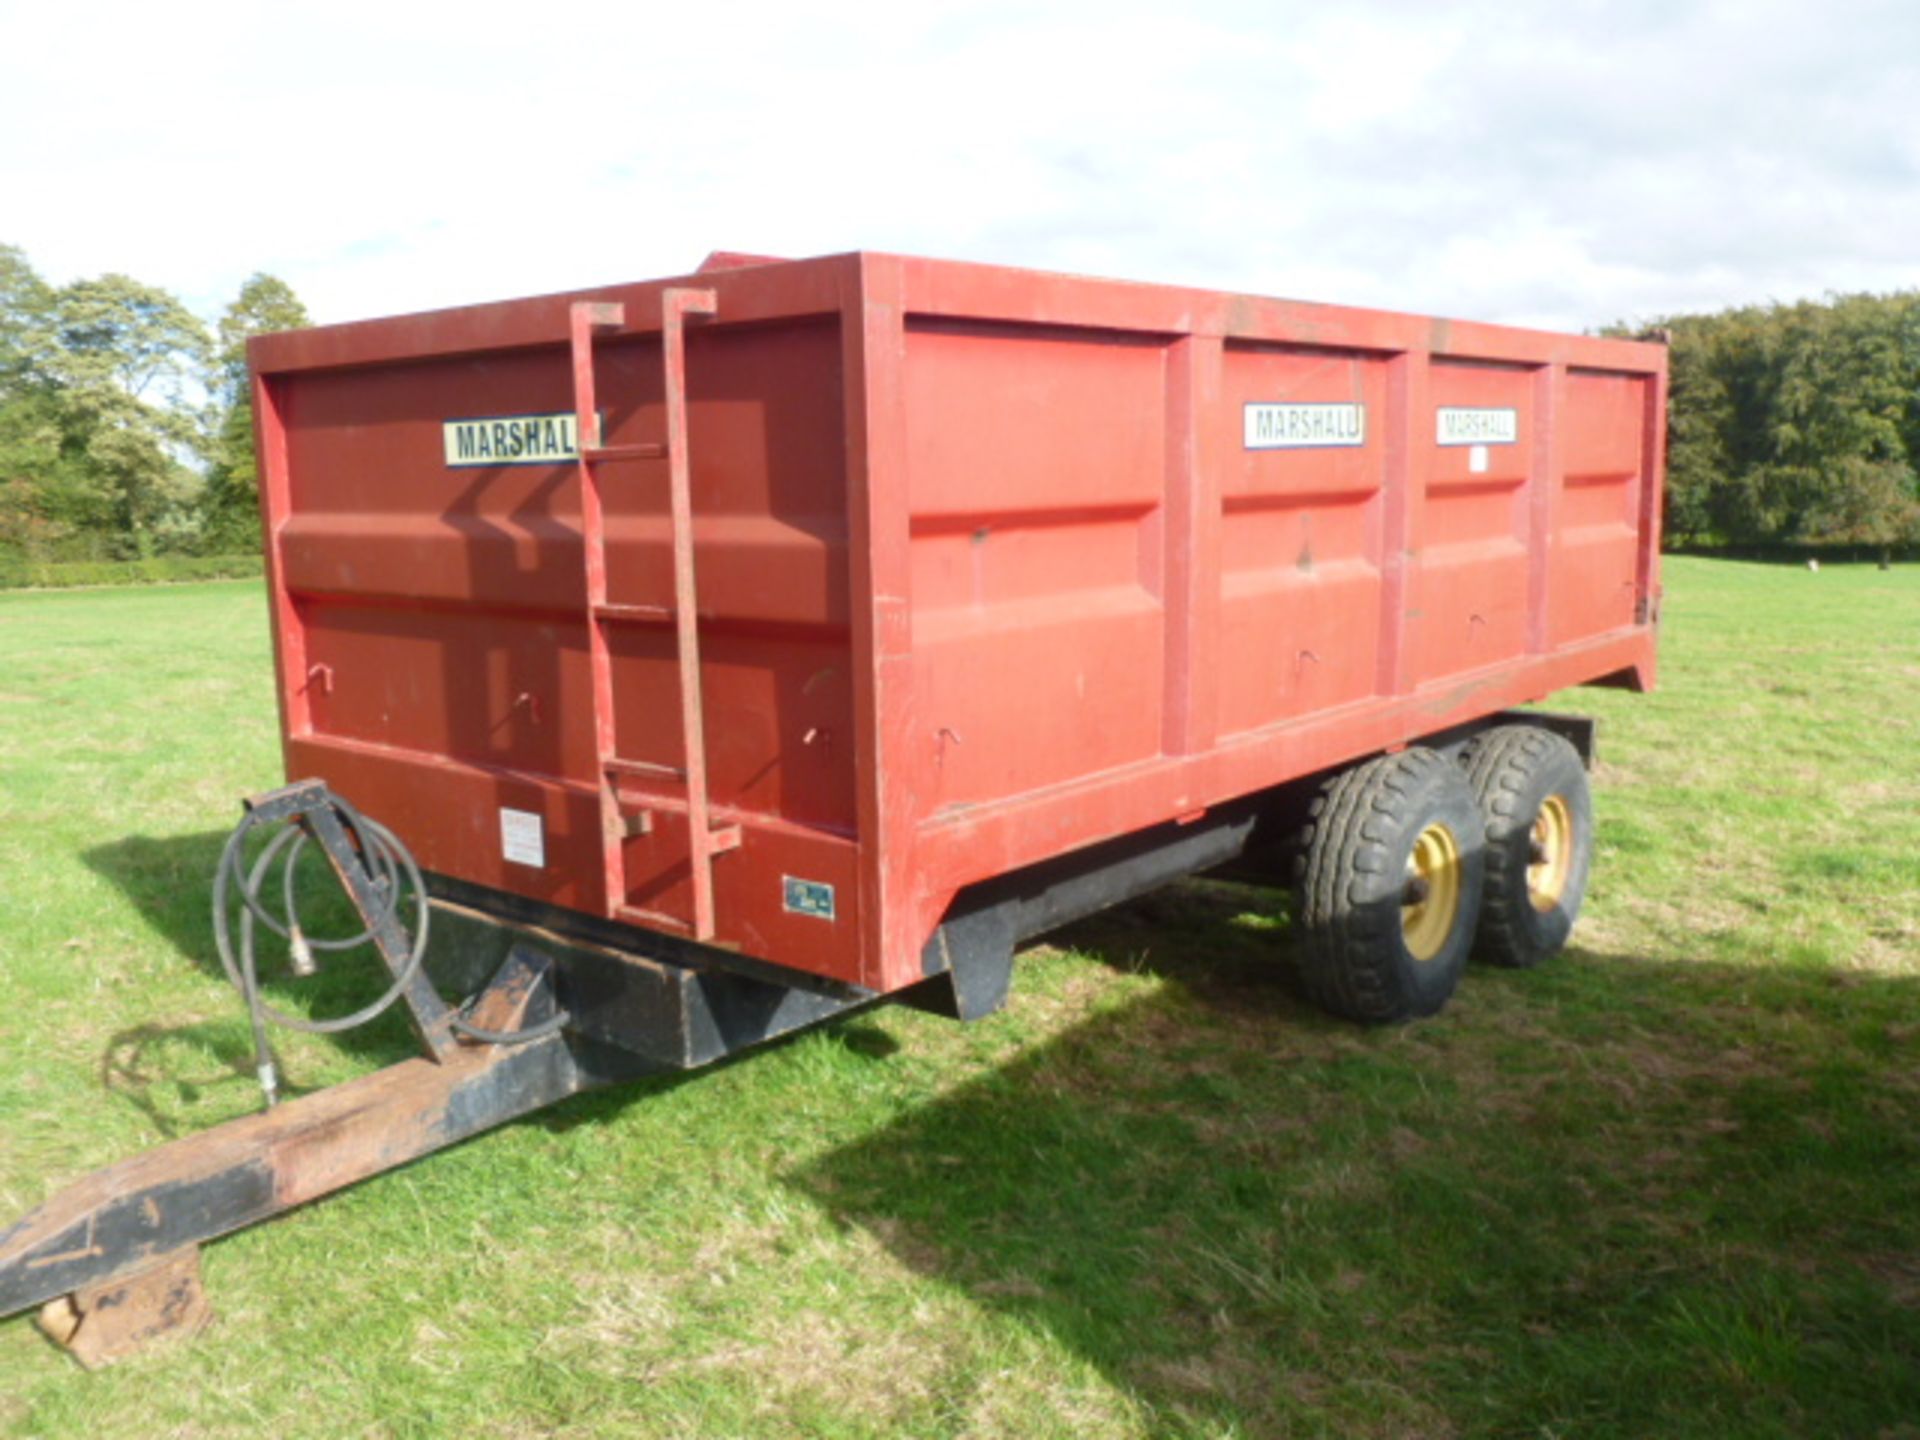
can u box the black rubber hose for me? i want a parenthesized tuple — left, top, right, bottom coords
(447, 1006, 571, 1045)
(210, 795, 569, 1069)
(226, 791, 399, 951)
(212, 813, 430, 1035)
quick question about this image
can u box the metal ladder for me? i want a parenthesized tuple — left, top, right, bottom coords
(569, 288, 739, 941)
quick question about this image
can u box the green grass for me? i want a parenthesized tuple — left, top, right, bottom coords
(2, 559, 1918, 1437)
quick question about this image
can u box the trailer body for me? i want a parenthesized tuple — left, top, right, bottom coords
(249, 252, 1665, 1001)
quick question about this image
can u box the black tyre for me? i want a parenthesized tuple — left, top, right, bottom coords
(1463, 725, 1592, 968)
(1295, 747, 1486, 1023)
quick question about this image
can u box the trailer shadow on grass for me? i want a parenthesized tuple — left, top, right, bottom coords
(787, 880, 1920, 1438)
(76, 827, 832, 1135)
(81, 829, 492, 1114)
(74, 834, 1920, 1433)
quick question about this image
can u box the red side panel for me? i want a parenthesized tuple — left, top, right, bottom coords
(1216, 343, 1389, 735)
(1551, 369, 1649, 646)
(1411, 360, 1535, 685)
(903, 320, 1167, 814)
(883, 257, 1665, 988)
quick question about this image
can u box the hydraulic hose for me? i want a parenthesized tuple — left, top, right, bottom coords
(211, 791, 567, 1105)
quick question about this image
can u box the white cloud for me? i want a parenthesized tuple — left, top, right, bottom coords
(2, 0, 1916, 331)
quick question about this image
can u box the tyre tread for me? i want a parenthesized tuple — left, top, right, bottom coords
(1296, 748, 1480, 1022)
(1464, 725, 1590, 968)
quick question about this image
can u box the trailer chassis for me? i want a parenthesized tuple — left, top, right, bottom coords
(3, 705, 1590, 1364)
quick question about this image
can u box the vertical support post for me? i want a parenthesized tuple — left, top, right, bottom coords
(569, 301, 628, 920)
(302, 796, 457, 1058)
(1376, 348, 1423, 699)
(1527, 361, 1566, 654)
(252, 368, 309, 762)
(839, 255, 919, 992)
(1636, 356, 1669, 623)
(1160, 335, 1223, 760)
(660, 286, 724, 940)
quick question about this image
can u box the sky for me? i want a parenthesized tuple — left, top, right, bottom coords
(2, 0, 1917, 334)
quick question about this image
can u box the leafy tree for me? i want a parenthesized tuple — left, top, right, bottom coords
(0, 249, 101, 558)
(1657, 320, 1733, 544)
(39, 275, 212, 556)
(37, 274, 210, 413)
(214, 273, 307, 396)
(0, 244, 52, 394)
(0, 389, 111, 548)
(0, 255, 221, 559)
(1796, 456, 1920, 566)
(1642, 289, 1920, 556)
(0, 254, 314, 561)
(201, 273, 310, 552)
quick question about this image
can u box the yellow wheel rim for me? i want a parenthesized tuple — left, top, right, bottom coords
(1401, 821, 1462, 963)
(1528, 795, 1573, 912)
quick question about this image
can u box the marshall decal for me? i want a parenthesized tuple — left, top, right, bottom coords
(1435, 407, 1519, 445)
(443, 412, 585, 467)
(1244, 402, 1366, 450)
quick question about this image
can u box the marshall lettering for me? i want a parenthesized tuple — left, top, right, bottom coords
(1243, 402, 1367, 450)
(1435, 407, 1519, 445)
(443, 413, 583, 467)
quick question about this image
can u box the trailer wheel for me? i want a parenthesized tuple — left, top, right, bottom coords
(1295, 748, 1485, 1023)
(1463, 725, 1592, 968)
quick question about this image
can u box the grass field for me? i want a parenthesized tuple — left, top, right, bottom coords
(1, 558, 1917, 1438)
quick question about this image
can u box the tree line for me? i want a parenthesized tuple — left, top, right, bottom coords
(2, 243, 1917, 566)
(1629, 290, 1920, 558)
(0, 244, 308, 564)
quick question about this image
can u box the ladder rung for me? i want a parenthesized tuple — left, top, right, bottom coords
(606, 818, 742, 859)
(581, 443, 666, 463)
(606, 785, 744, 854)
(594, 603, 672, 623)
(606, 756, 685, 780)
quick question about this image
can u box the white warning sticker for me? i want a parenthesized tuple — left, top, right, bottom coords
(500, 807, 546, 868)
(1436, 407, 1519, 445)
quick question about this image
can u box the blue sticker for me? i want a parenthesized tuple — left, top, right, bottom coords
(783, 876, 836, 921)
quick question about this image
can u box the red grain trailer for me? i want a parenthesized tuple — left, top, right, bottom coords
(2, 252, 1664, 1363)
(253, 247, 1661, 1019)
